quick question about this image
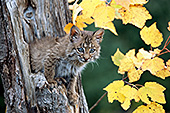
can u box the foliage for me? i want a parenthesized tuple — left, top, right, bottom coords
(67, 0, 170, 112)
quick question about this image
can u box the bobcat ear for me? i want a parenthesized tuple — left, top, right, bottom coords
(93, 28, 104, 43)
(70, 25, 81, 42)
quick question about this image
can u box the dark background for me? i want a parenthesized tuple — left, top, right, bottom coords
(0, 0, 170, 112)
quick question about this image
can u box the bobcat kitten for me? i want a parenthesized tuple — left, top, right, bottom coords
(30, 26, 104, 104)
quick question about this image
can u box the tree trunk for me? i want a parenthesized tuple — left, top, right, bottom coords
(0, 0, 89, 113)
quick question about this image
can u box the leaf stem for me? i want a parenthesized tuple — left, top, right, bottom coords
(158, 36, 170, 56)
(89, 92, 107, 112)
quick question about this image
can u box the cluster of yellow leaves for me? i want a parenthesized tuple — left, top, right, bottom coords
(104, 80, 166, 112)
(112, 48, 170, 82)
(133, 102, 165, 113)
(65, 0, 152, 35)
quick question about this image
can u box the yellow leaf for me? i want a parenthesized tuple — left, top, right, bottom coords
(75, 16, 88, 30)
(97, 21, 118, 35)
(118, 57, 134, 74)
(136, 48, 152, 60)
(118, 49, 136, 74)
(133, 102, 165, 113)
(111, 48, 125, 66)
(93, 3, 115, 26)
(115, 0, 131, 10)
(130, 0, 149, 5)
(134, 48, 152, 68)
(140, 22, 163, 47)
(141, 57, 165, 75)
(133, 105, 151, 113)
(103, 80, 125, 103)
(138, 82, 166, 104)
(156, 68, 170, 79)
(119, 5, 152, 28)
(119, 85, 139, 110)
(64, 23, 74, 34)
(79, 0, 104, 18)
(147, 102, 165, 113)
(128, 67, 143, 82)
(167, 59, 170, 71)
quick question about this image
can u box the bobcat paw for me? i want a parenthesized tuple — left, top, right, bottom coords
(68, 91, 79, 105)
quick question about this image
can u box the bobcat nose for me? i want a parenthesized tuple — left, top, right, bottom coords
(84, 58, 88, 62)
(83, 54, 89, 62)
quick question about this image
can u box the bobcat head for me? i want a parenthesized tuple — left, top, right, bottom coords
(69, 26, 104, 63)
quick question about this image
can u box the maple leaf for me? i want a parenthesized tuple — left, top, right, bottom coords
(119, 5, 152, 28)
(117, 49, 144, 82)
(118, 49, 136, 74)
(75, 15, 94, 30)
(128, 67, 143, 82)
(93, 3, 117, 35)
(119, 85, 139, 110)
(138, 82, 166, 104)
(97, 21, 118, 35)
(103, 80, 125, 103)
(156, 68, 170, 79)
(130, 0, 149, 5)
(114, 0, 131, 10)
(136, 48, 152, 60)
(118, 57, 134, 74)
(141, 57, 165, 75)
(79, 0, 104, 18)
(111, 48, 125, 66)
(133, 102, 165, 113)
(140, 22, 163, 47)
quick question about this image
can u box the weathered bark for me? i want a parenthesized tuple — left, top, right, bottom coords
(0, 0, 89, 113)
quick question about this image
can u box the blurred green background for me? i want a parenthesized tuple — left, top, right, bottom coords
(0, 0, 170, 112)
(82, 0, 170, 113)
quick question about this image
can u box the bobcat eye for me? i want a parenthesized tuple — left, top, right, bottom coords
(89, 48, 95, 53)
(77, 48, 84, 53)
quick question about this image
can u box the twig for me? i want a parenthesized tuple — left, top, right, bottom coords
(124, 81, 139, 89)
(89, 92, 107, 112)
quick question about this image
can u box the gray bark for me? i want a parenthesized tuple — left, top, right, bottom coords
(0, 0, 89, 113)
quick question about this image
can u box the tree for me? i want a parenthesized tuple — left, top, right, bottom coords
(0, 0, 88, 112)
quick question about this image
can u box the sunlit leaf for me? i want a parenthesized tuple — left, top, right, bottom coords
(140, 22, 163, 47)
(130, 0, 149, 5)
(133, 102, 165, 113)
(111, 48, 125, 66)
(138, 82, 166, 104)
(114, 0, 131, 10)
(141, 57, 165, 75)
(128, 67, 143, 82)
(97, 21, 118, 35)
(136, 48, 152, 60)
(93, 3, 115, 27)
(103, 80, 125, 103)
(119, 5, 152, 28)
(119, 85, 139, 110)
(79, 0, 104, 18)
(156, 68, 170, 79)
